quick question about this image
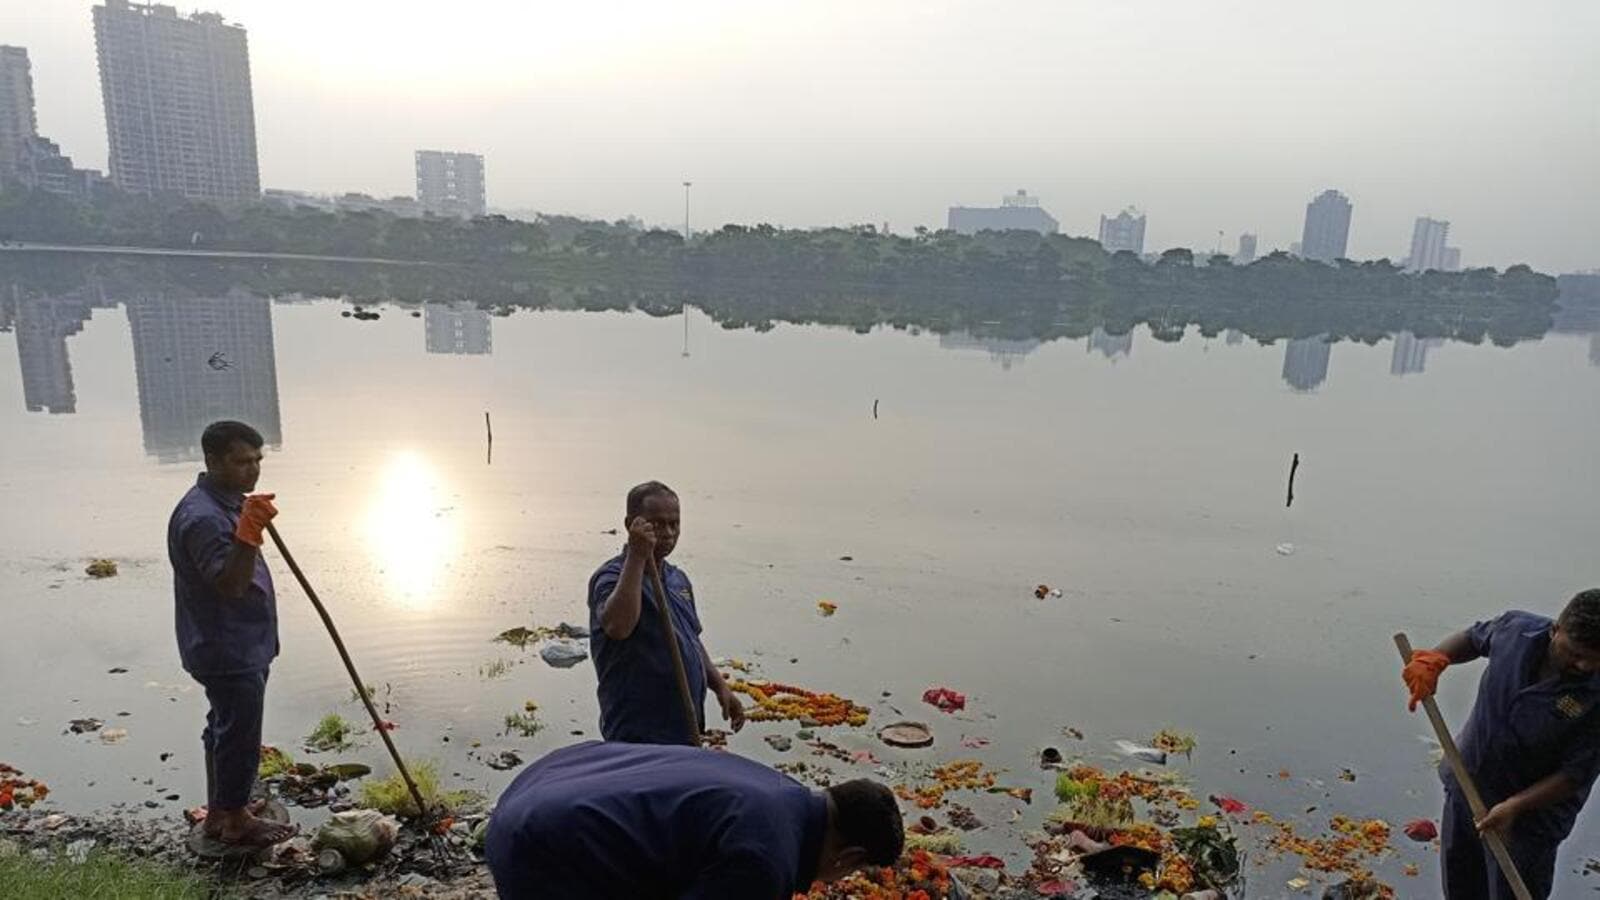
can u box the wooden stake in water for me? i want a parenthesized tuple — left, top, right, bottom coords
(1393, 633, 1532, 900)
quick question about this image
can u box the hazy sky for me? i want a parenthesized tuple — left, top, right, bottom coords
(7, 1, 1598, 271)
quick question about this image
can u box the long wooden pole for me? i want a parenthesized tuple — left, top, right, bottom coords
(1394, 633, 1532, 900)
(266, 522, 431, 822)
(647, 555, 702, 747)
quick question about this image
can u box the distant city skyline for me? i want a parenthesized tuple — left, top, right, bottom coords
(948, 189, 1057, 236)
(1406, 217, 1461, 273)
(1098, 208, 1146, 256)
(415, 150, 486, 218)
(5, 1, 1593, 271)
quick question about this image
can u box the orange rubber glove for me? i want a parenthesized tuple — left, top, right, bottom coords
(1403, 649, 1450, 712)
(234, 493, 278, 547)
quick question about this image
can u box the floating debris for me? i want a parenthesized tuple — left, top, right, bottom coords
(67, 718, 104, 734)
(539, 641, 588, 668)
(730, 680, 869, 727)
(85, 559, 119, 578)
(921, 687, 966, 713)
(816, 600, 838, 617)
(877, 721, 934, 749)
(305, 713, 357, 752)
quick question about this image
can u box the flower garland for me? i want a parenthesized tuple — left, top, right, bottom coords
(729, 679, 869, 727)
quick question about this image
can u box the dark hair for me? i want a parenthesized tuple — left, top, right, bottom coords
(201, 420, 264, 459)
(825, 779, 903, 866)
(626, 481, 678, 520)
(1559, 589, 1600, 649)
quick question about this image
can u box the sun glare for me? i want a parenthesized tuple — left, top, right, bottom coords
(364, 451, 459, 611)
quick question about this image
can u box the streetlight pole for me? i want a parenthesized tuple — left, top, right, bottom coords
(682, 181, 692, 241)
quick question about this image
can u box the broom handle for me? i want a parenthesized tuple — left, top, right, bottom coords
(266, 522, 431, 820)
(647, 555, 702, 747)
(1394, 633, 1532, 900)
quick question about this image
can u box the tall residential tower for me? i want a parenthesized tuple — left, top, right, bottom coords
(93, 1, 260, 201)
(415, 150, 486, 217)
(1300, 190, 1352, 263)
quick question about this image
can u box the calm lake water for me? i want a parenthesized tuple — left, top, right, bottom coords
(2, 269, 1597, 892)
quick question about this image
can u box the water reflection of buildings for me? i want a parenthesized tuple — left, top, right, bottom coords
(1224, 329, 1244, 346)
(1282, 336, 1332, 392)
(1591, 334, 1599, 367)
(1086, 327, 1134, 360)
(12, 295, 95, 413)
(1390, 331, 1444, 376)
(424, 302, 492, 355)
(936, 331, 1041, 370)
(126, 293, 282, 462)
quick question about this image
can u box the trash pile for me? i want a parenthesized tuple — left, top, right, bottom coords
(729, 679, 871, 727)
(0, 762, 50, 810)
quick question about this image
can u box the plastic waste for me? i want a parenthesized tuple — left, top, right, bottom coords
(312, 809, 399, 865)
(539, 640, 588, 668)
(1114, 740, 1168, 765)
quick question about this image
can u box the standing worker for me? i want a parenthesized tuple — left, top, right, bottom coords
(167, 420, 294, 847)
(484, 740, 904, 898)
(1402, 588, 1600, 899)
(586, 481, 744, 744)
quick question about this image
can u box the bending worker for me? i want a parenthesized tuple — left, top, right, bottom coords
(484, 740, 903, 898)
(1403, 588, 1600, 899)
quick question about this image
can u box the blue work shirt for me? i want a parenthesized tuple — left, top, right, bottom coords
(1444, 610, 1600, 844)
(167, 475, 278, 676)
(485, 741, 827, 900)
(587, 551, 708, 745)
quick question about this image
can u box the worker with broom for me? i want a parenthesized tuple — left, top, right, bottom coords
(167, 420, 295, 848)
(484, 740, 903, 898)
(1403, 588, 1600, 899)
(587, 481, 744, 744)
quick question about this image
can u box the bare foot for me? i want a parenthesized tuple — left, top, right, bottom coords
(204, 808, 297, 846)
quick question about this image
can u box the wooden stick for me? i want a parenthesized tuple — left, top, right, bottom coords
(266, 522, 431, 822)
(1394, 633, 1532, 900)
(646, 555, 702, 747)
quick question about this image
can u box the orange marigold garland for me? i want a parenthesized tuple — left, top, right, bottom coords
(730, 679, 869, 727)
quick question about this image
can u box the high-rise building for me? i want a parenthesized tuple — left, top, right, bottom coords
(125, 292, 281, 461)
(1390, 330, 1444, 376)
(1098, 207, 1146, 255)
(1300, 190, 1352, 263)
(13, 296, 93, 414)
(0, 45, 38, 179)
(1234, 232, 1257, 265)
(424, 302, 492, 354)
(415, 150, 486, 217)
(1406, 217, 1461, 273)
(947, 190, 1059, 235)
(93, 1, 260, 201)
(1282, 335, 1332, 391)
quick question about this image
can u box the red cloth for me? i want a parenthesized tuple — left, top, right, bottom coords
(1403, 818, 1438, 842)
(922, 687, 966, 712)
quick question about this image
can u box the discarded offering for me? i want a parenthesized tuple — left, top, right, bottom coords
(84, 559, 118, 578)
(67, 718, 104, 734)
(0, 764, 49, 810)
(877, 721, 934, 748)
(1402, 818, 1438, 842)
(1151, 728, 1197, 757)
(921, 687, 966, 713)
(730, 680, 870, 726)
(817, 600, 837, 616)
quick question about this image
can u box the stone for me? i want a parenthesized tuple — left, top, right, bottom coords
(764, 735, 792, 752)
(66, 838, 96, 864)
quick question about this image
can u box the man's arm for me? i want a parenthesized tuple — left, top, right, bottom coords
(1430, 629, 1480, 664)
(700, 640, 745, 731)
(598, 517, 655, 640)
(1475, 771, 1580, 836)
(214, 541, 260, 599)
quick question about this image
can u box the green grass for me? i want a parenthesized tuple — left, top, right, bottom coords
(0, 848, 229, 899)
(502, 711, 542, 737)
(357, 759, 485, 818)
(257, 745, 295, 779)
(305, 713, 355, 751)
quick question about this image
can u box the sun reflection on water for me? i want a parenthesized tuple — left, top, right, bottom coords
(365, 451, 459, 611)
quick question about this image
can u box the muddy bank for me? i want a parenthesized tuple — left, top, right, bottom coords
(0, 808, 496, 898)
